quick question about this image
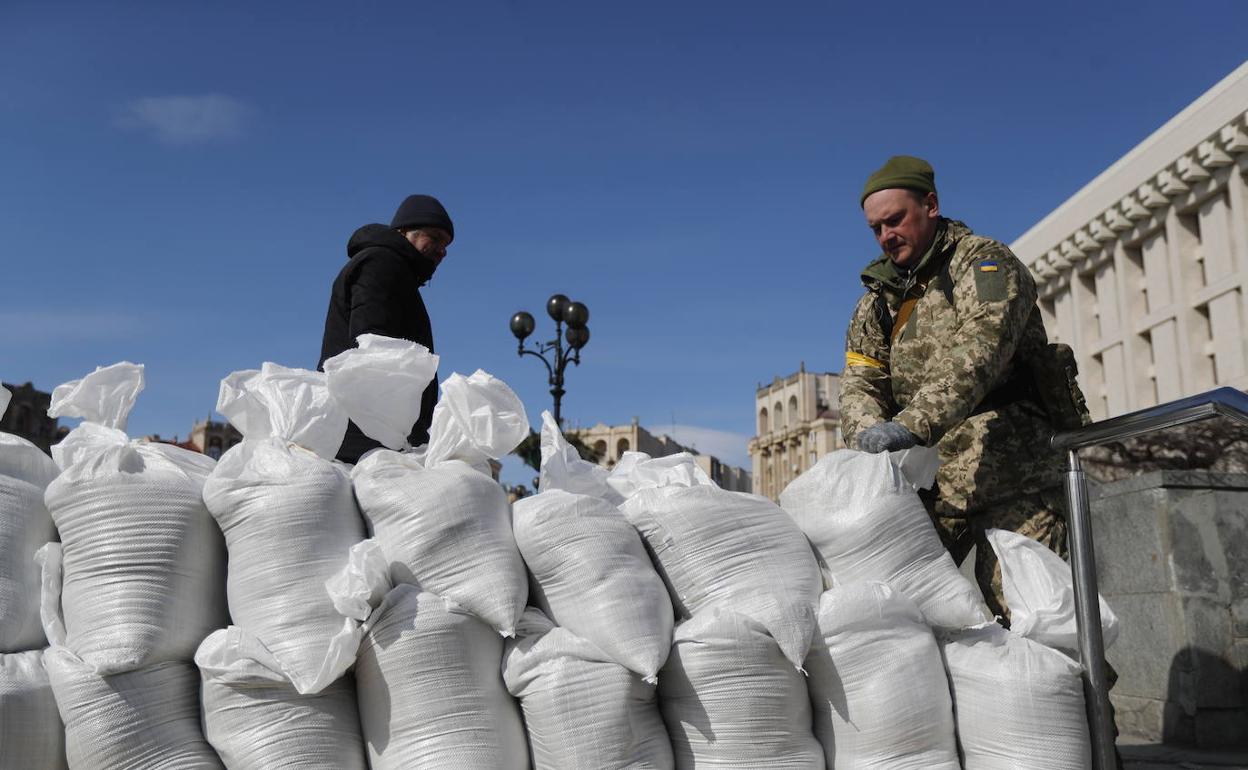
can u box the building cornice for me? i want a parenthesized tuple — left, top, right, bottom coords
(1012, 62, 1248, 291)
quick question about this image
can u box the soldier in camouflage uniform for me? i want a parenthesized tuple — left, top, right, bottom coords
(839, 155, 1070, 623)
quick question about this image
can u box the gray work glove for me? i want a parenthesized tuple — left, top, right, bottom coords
(856, 421, 919, 453)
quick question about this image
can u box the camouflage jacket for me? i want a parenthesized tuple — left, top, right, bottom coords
(839, 219, 1063, 515)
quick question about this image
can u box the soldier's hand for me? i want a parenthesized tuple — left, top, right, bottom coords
(856, 421, 919, 453)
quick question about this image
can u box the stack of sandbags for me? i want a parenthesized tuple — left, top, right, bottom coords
(659, 606, 824, 768)
(504, 608, 673, 769)
(198, 361, 369, 767)
(0, 383, 66, 769)
(780, 447, 991, 629)
(502, 414, 672, 767)
(39, 363, 225, 768)
(323, 336, 531, 767)
(614, 453, 823, 672)
(939, 529, 1119, 769)
(806, 581, 959, 769)
(513, 411, 673, 681)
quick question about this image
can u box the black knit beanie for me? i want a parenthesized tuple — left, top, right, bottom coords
(391, 194, 454, 242)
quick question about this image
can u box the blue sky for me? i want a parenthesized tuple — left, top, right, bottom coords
(3, 1, 1246, 484)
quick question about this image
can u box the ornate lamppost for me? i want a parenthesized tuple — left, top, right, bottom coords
(509, 293, 590, 426)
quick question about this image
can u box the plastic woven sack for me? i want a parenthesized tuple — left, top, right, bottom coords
(0, 649, 67, 770)
(202, 363, 365, 694)
(45, 646, 223, 769)
(780, 447, 990, 629)
(535, 410, 619, 501)
(0, 387, 60, 652)
(513, 413, 673, 679)
(985, 528, 1119, 651)
(503, 608, 673, 769)
(658, 607, 824, 769)
(347, 367, 529, 635)
(618, 454, 822, 669)
(42, 363, 227, 672)
(196, 627, 367, 770)
(322, 333, 440, 452)
(806, 583, 959, 769)
(355, 584, 528, 770)
(940, 624, 1091, 769)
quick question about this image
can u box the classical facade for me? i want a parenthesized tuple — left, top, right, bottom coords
(748, 365, 845, 501)
(571, 418, 752, 493)
(0, 381, 59, 453)
(190, 418, 243, 459)
(1012, 62, 1248, 420)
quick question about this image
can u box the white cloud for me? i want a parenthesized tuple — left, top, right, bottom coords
(115, 94, 248, 145)
(0, 310, 146, 344)
(647, 423, 752, 468)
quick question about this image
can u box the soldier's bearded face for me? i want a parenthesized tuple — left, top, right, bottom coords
(864, 189, 940, 268)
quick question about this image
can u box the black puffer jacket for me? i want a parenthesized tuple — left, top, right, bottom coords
(318, 224, 438, 463)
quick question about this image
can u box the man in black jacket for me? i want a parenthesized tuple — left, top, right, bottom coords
(318, 194, 453, 463)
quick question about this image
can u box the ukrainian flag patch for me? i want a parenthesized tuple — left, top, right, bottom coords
(978, 260, 999, 272)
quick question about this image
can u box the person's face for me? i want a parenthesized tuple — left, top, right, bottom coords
(863, 189, 940, 268)
(404, 227, 452, 265)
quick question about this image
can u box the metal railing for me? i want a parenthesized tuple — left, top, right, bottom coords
(1050, 386, 1248, 770)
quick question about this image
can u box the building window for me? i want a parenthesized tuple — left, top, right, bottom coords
(758, 408, 769, 434)
(1176, 211, 1205, 290)
(616, 438, 630, 459)
(788, 396, 799, 428)
(773, 402, 783, 431)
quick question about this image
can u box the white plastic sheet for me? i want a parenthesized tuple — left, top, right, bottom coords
(41, 365, 227, 672)
(0, 649, 67, 770)
(0, 427, 59, 652)
(806, 583, 959, 769)
(514, 414, 673, 679)
(780, 447, 990, 629)
(940, 624, 1091, 770)
(658, 607, 825, 769)
(535, 410, 617, 501)
(503, 608, 673, 769)
(350, 368, 529, 635)
(985, 528, 1120, 651)
(46, 646, 223, 769)
(618, 454, 822, 669)
(196, 627, 367, 770)
(203, 363, 365, 694)
(355, 584, 528, 770)
(322, 333, 440, 451)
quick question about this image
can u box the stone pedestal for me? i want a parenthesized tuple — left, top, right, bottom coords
(1091, 471, 1248, 748)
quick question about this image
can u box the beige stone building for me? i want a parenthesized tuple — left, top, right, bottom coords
(571, 418, 752, 493)
(748, 365, 845, 501)
(1012, 62, 1248, 419)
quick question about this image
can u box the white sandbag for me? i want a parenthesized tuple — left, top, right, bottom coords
(780, 447, 990, 629)
(42, 363, 227, 671)
(618, 454, 821, 669)
(322, 333, 440, 451)
(535, 410, 620, 502)
(659, 607, 824, 769)
(342, 364, 529, 635)
(985, 528, 1120, 650)
(355, 584, 528, 770)
(196, 627, 367, 770)
(0, 649, 67, 770)
(0, 389, 60, 651)
(45, 645, 223, 769)
(513, 413, 673, 679)
(806, 583, 959, 769)
(202, 363, 364, 694)
(503, 608, 673, 769)
(940, 624, 1091, 770)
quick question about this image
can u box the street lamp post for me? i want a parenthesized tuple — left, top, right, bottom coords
(509, 294, 590, 426)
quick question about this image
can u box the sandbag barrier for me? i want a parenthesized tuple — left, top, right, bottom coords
(2, 340, 1118, 769)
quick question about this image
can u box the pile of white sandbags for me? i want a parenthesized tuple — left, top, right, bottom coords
(503, 414, 674, 768)
(197, 361, 371, 768)
(938, 529, 1119, 770)
(323, 335, 531, 768)
(0, 384, 66, 770)
(38, 363, 226, 769)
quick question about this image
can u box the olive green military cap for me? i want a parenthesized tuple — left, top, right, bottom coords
(860, 155, 937, 207)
